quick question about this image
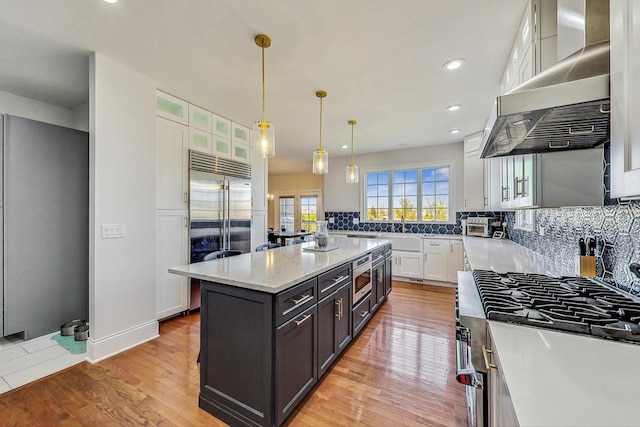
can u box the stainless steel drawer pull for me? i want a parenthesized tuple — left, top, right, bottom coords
(568, 125, 594, 135)
(360, 311, 368, 318)
(548, 141, 570, 149)
(295, 314, 312, 326)
(482, 345, 497, 371)
(291, 294, 312, 305)
(332, 275, 349, 283)
(335, 300, 341, 318)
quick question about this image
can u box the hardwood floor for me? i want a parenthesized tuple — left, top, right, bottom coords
(0, 282, 468, 426)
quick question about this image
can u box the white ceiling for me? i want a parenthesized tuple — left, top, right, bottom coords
(0, 0, 527, 174)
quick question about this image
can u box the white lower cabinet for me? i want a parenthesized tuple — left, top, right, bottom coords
(423, 240, 447, 281)
(392, 250, 423, 279)
(487, 327, 520, 427)
(251, 209, 268, 251)
(447, 240, 464, 283)
(156, 210, 189, 319)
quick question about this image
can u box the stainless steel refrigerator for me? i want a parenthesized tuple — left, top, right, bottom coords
(2, 114, 88, 339)
(188, 151, 251, 309)
(188, 151, 252, 263)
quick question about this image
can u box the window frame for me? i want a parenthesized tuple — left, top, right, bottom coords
(274, 189, 323, 232)
(361, 161, 456, 224)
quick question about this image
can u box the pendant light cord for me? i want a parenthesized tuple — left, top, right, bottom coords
(319, 97, 323, 150)
(350, 123, 354, 163)
(261, 44, 266, 123)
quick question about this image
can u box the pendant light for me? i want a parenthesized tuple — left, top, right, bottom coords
(313, 90, 328, 174)
(346, 120, 359, 183)
(253, 34, 275, 158)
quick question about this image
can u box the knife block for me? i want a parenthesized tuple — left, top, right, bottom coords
(576, 255, 596, 277)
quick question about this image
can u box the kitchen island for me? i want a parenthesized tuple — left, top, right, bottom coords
(169, 237, 392, 427)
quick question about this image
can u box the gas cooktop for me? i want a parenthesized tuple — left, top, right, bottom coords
(473, 270, 640, 344)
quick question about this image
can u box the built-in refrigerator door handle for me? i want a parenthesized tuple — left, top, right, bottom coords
(226, 179, 231, 251)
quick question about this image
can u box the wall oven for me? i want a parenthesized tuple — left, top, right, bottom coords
(352, 254, 372, 305)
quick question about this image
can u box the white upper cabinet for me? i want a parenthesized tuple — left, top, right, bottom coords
(189, 104, 212, 132)
(157, 90, 188, 125)
(156, 117, 188, 210)
(188, 128, 213, 155)
(232, 122, 250, 145)
(611, 0, 640, 198)
(212, 135, 232, 159)
(232, 141, 251, 164)
(463, 132, 487, 211)
(212, 113, 232, 138)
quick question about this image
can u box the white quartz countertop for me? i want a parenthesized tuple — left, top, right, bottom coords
(330, 230, 462, 240)
(489, 321, 640, 426)
(169, 237, 389, 294)
(462, 236, 565, 276)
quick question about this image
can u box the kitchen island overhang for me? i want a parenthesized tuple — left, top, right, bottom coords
(169, 236, 392, 427)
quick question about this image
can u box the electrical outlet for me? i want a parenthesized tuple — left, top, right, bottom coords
(353, 218, 359, 225)
(328, 217, 335, 224)
(539, 226, 545, 236)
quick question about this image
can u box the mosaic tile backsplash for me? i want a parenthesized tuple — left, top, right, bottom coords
(324, 211, 505, 235)
(505, 201, 640, 296)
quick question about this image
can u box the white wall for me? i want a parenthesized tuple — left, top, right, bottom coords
(0, 90, 85, 129)
(88, 53, 158, 362)
(324, 142, 464, 216)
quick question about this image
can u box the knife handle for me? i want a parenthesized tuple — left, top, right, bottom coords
(588, 238, 596, 256)
(578, 237, 586, 256)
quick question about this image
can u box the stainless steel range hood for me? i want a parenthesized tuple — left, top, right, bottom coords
(480, 1, 610, 159)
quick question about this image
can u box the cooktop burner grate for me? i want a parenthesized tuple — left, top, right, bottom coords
(473, 270, 640, 343)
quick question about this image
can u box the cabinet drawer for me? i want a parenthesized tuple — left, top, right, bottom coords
(352, 294, 371, 336)
(371, 247, 385, 267)
(317, 264, 351, 301)
(275, 278, 317, 326)
(423, 239, 447, 252)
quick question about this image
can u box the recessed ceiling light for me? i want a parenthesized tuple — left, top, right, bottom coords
(340, 144, 348, 149)
(443, 59, 465, 71)
(104, 0, 118, 3)
(446, 105, 462, 112)
(449, 129, 461, 134)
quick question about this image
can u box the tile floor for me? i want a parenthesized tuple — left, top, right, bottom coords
(0, 332, 86, 395)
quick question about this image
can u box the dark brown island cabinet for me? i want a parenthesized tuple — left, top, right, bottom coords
(198, 243, 392, 427)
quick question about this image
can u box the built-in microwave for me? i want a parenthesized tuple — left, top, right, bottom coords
(352, 254, 372, 305)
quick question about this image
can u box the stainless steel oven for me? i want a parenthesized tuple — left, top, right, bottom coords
(456, 271, 488, 427)
(352, 254, 372, 305)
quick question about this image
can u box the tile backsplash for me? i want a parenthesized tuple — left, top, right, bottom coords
(324, 211, 504, 235)
(505, 201, 640, 295)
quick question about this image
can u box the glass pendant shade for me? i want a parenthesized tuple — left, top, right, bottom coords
(254, 34, 275, 158)
(253, 120, 275, 158)
(346, 163, 359, 183)
(313, 148, 328, 174)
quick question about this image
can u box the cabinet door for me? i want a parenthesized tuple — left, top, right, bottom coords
(423, 241, 448, 282)
(232, 122, 251, 144)
(156, 211, 189, 319)
(317, 291, 338, 377)
(188, 104, 212, 132)
(250, 210, 268, 251)
(188, 128, 213, 154)
(394, 250, 423, 279)
(464, 150, 486, 211)
(335, 284, 352, 355)
(212, 135, 232, 159)
(156, 90, 188, 125)
(156, 118, 188, 210)
(374, 262, 385, 311)
(447, 240, 464, 283)
(275, 305, 317, 426)
(499, 156, 513, 209)
(611, 0, 640, 198)
(487, 331, 520, 427)
(232, 141, 251, 164)
(384, 256, 392, 296)
(212, 113, 232, 138)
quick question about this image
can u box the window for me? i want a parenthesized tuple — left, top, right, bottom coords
(365, 165, 452, 223)
(276, 190, 323, 232)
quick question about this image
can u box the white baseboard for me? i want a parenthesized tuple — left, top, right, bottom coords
(392, 276, 457, 287)
(85, 320, 159, 363)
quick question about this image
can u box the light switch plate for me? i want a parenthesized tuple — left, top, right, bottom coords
(102, 224, 125, 239)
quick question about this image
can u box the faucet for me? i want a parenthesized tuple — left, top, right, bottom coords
(400, 215, 406, 233)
